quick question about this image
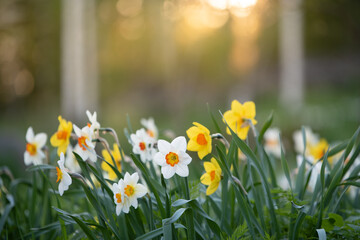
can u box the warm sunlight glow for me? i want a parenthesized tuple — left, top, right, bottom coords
(229, 0, 257, 9)
(207, 0, 228, 10)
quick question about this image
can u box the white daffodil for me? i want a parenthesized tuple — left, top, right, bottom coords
(86, 110, 101, 130)
(113, 172, 147, 214)
(24, 127, 47, 166)
(264, 128, 282, 158)
(154, 136, 192, 179)
(293, 126, 319, 155)
(73, 124, 97, 162)
(65, 145, 81, 173)
(140, 117, 158, 139)
(130, 128, 156, 162)
(56, 152, 72, 196)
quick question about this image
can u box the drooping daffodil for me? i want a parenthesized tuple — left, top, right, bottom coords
(56, 152, 72, 196)
(223, 100, 257, 140)
(200, 158, 222, 195)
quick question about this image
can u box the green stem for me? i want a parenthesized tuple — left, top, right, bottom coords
(184, 177, 195, 240)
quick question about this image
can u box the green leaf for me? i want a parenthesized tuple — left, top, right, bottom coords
(69, 215, 98, 240)
(280, 135, 292, 191)
(26, 164, 56, 172)
(135, 223, 185, 240)
(222, 116, 280, 238)
(207, 103, 223, 134)
(0, 194, 15, 234)
(328, 213, 344, 227)
(258, 111, 273, 143)
(316, 229, 327, 240)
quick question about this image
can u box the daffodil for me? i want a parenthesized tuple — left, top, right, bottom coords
(130, 128, 156, 162)
(223, 100, 257, 140)
(50, 116, 72, 156)
(86, 110, 100, 139)
(24, 127, 47, 165)
(101, 143, 122, 180)
(154, 136, 192, 179)
(65, 145, 81, 173)
(86, 110, 100, 130)
(73, 124, 97, 162)
(309, 139, 329, 163)
(56, 152, 72, 196)
(140, 117, 158, 139)
(264, 128, 281, 158)
(200, 158, 222, 195)
(112, 172, 147, 214)
(293, 126, 319, 155)
(186, 122, 212, 159)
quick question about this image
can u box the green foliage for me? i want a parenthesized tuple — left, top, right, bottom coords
(1, 106, 359, 240)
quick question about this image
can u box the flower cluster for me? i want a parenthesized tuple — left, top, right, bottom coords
(112, 172, 147, 214)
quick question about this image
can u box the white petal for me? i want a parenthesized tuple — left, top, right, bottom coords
(86, 110, 92, 120)
(175, 163, 189, 177)
(58, 182, 65, 196)
(123, 201, 130, 213)
(171, 136, 187, 152)
(124, 172, 131, 182)
(34, 133, 47, 148)
(88, 151, 97, 162)
(62, 171, 72, 185)
(179, 152, 192, 165)
(154, 152, 166, 166)
(130, 172, 139, 185)
(73, 124, 81, 137)
(26, 127, 34, 142)
(24, 152, 31, 165)
(135, 184, 147, 198)
(57, 156, 65, 168)
(116, 204, 123, 215)
(130, 197, 138, 209)
(85, 139, 95, 149)
(161, 165, 176, 179)
(157, 139, 171, 153)
(112, 183, 119, 192)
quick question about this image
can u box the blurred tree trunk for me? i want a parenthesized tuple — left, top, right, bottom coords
(279, 0, 304, 111)
(61, 0, 98, 123)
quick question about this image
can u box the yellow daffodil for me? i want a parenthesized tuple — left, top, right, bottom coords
(200, 158, 222, 195)
(309, 139, 329, 163)
(50, 116, 73, 156)
(223, 100, 257, 140)
(101, 144, 122, 180)
(186, 122, 212, 159)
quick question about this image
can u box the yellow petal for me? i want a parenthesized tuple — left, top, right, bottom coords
(243, 101, 256, 119)
(57, 143, 68, 156)
(204, 161, 216, 173)
(50, 133, 60, 146)
(198, 148, 210, 160)
(112, 144, 122, 161)
(193, 122, 210, 135)
(186, 126, 200, 139)
(102, 149, 111, 163)
(231, 100, 243, 114)
(200, 173, 211, 185)
(187, 139, 201, 151)
(237, 126, 250, 140)
(206, 181, 220, 195)
(210, 158, 221, 173)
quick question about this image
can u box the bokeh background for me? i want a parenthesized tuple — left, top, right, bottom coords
(1, 0, 359, 177)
